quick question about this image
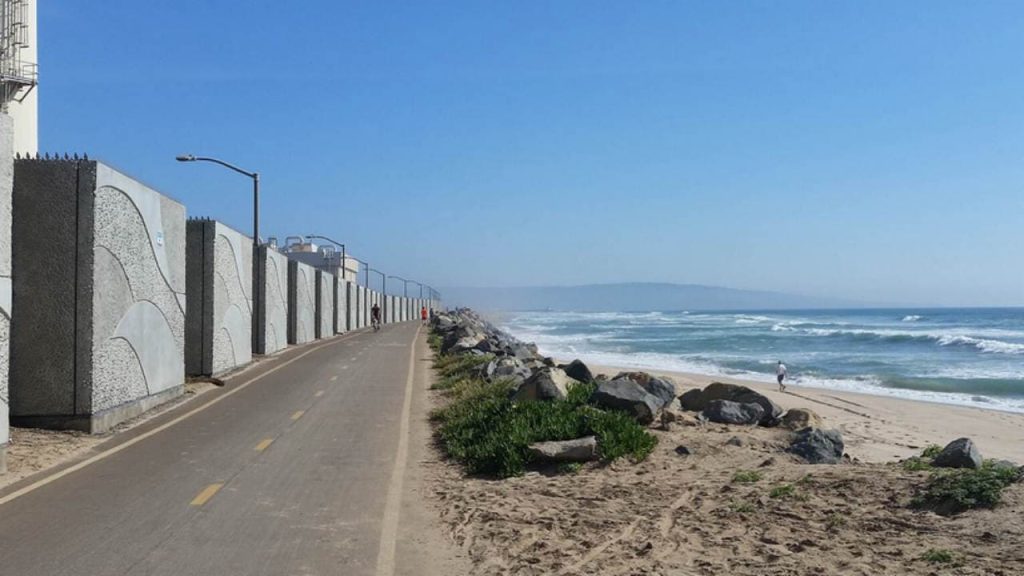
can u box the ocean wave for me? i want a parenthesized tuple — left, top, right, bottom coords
(733, 314, 773, 324)
(936, 335, 1024, 355)
(788, 327, 1024, 355)
(902, 315, 923, 322)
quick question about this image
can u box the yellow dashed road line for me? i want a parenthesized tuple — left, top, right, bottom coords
(190, 483, 224, 507)
(315, 391, 325, 397)
(254, 438, 274, 452)
(291, 410, 305, 421)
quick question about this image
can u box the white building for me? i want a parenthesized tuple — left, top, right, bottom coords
(281, 240, 362, 283)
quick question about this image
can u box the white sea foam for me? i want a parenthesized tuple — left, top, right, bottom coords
(902, 315, 923, 322)
(936, 335, 1024, 355)
(733, 314, 773, 324)
(781, 326, 1024, 355)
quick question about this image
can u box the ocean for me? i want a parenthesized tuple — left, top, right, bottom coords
(498, 308, 1024, 413)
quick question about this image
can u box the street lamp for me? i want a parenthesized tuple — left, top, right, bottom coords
(177, 153, 262, 352)
(305, 235, 347, 282)
(388, 275, 411, 297)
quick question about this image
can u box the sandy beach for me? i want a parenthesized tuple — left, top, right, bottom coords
(583, 361, 1024, 464)
(422, 337, 1024, 574)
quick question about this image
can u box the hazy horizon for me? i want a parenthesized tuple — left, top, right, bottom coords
(442, 280, 1024, 311)
(41, 2, 1024, 307)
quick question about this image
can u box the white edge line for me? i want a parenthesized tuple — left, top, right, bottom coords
(375, 325, 420, 576)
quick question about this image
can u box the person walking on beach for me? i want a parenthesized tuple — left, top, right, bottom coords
(421, 305, 429, 326)
(776, 361, 788, 392)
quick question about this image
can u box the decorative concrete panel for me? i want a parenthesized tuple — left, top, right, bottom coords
(288, 260, 315, 345)
(315, 270, 334, 339)
(186, 220, 253, 376)
(335, 279, 349, 334)
(355, 286, 365, 329)
(0, 115, 11, 467)
(11, 159, 185, 433)
(256, 245, 288, 355)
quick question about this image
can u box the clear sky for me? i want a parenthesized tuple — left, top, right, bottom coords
(39, 1, 1024, 306)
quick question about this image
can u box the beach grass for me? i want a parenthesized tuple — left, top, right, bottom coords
(732, 470, 762, 483)
(430, 353, 656, 478)
(431, 353, 493, 391)
(912, 461, 1021, 514)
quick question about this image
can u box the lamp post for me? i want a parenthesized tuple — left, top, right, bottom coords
(305, 235, 347, 282)
(389, 275, 412, 323)
(388, 275, 411, 297)
(306, 235, 349, 332)
(176, 154, 261, 351)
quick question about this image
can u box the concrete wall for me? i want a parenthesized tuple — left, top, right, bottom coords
(256, 246, 288, 355)
(11, 160, 186, 433)
(0, 115, 11, 469)
(336, 280, 350, 333)
(353, 286, 362, 329)
(359, 286, 367, 328)
(185, 220, 253, 376)
(288, 260, 316, 345)
(315, 270, 333, 339)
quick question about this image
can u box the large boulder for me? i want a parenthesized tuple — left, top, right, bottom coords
(780, 408, 823, 431)
(679, 388, 706, 411)
(484, 357, 532, 385)
(932, 438, 983, 470)
(527, 436, 598, 463)
(451, 334, 485, 353)
(506, 343, 538, 361)
(590, 379, 662, 424)
(702, 399, 765, 425)
(511, 367, 579, 402)
(433, 315, 456, 332)
(788, 428, 844, 464)
(613, 372, 678, 407)
(681, 382, 782, 426)
(562, 359, 594, 383)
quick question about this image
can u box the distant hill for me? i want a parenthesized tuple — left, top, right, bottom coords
(439, 282, 863, 312)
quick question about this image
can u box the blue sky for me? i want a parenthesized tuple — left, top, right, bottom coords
(39, 1, 1024, 305)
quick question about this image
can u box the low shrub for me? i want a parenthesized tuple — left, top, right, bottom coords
(825, 513, 847, 530)
(729, 500, 756, 514)
(902, 445, 944, 471)
(921, 548, 958, 565)
(912, 461, 1021, 514)
(769, 484, 797, 499)
(432, 353, 493, 390)
(901, 457, 932, 472)
(557, 462, 583, 475)
(732, 470, 762, 484)
(427, 333, 443, 351)
(433, 371, 656, 477)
